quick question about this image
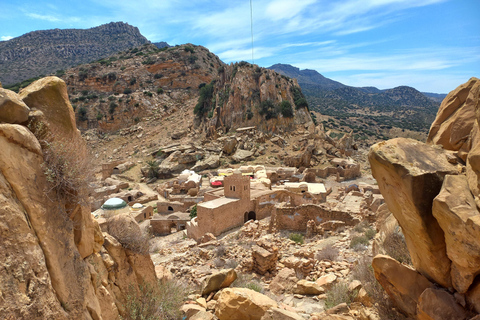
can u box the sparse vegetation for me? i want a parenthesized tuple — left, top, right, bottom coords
(324, 282, 357, 309)
(233, 273, 264, 293)
(350, 235, 369, 250)
(280, 100, 294, 118)
(315, 243, 339, 261)
(194, 81, 215, 116)
(289, 233, 304, 244)
(189, 204, 197, 219)
(122, 280, 188, 320)
(257, 99, 279, 120)
(383, 228, 412, 265)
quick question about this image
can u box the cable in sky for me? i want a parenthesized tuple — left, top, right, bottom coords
(250, 0, 254, 64)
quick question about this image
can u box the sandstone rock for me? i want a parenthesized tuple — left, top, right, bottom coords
(427, 77, 480, 160)
(466, 279, 480, 313)
(155, 265, 173, 283)
(369, 138, 458, 287)
(417, 288, 467, 320)
(372, 254, 433, 317)
(214, 287, 277, 320)
(284, 145, 314, 168)
(171, 129, 188, 140)
(294, 279, 325, 295)
(269, 267, 298, 295)
(0, 158, 67, 319)
(260, 307, 304, 320)
(0, 124, 98, 319)
(191, 154, 220, 171)
(432, 174, 480, 293)
(202, 269, 237, 296)
(355, 288, 372, 307)
(181, 304, 207, 319)
(232, 149, 254, 162)
(19, 76, 78, 140)
(315, 273, 337, 289)
(190, 310, 216, 320)
(223, 137, 238, 155)
(0, 88, 30, 124)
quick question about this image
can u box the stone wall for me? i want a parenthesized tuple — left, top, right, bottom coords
(272, 204, 359, 232)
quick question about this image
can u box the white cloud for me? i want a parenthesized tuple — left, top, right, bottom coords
(1, 36, 13, 41)
(26, 13, 61, 22)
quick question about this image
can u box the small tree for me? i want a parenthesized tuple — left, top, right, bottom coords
(189, 205, 197, 219)
(280, 100, 294, 118)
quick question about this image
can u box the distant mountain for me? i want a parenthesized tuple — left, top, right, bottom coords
(422, 92, 447, 102)
(0, 22, 150, 85)
(269, 63, 345, 90)
(153, 42, 171, 49)
(269, 63, 443, 138)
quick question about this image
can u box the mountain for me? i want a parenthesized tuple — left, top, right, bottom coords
(0, 22, 150, 86)
(153, 41, 171, 49)
(269, 63, 442, 139)
(269, 63, 345, 90)
(422, 91, 447, 102)
(55, 44, 311, 134)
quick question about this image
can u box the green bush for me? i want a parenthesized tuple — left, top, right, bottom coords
(157, 88, 164, 94)
(194, 82, 215, 116)
(184, 46, 195, 53)
(189, 204, 197, 219)
(109, 102, 118, 114)
(123, 88, 132, 94)
(258, 99, 278, 120)
(289, 233, 304, 245)
(78, 107, 88, 122)
(364, 228, 376, 240)
(280, 100, 294, 118)
(350, 235, 369, 249)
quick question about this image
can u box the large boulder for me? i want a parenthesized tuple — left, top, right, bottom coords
(368, 138, 458, 287)
(19, 76, 79, 140)
(268, 268, 298, 295)
(214, 287, 277, 320)
(0, 88, 30, 124)
(201, 268, 237, 296)
(372, 254, 433, 318)
(417, 288, 467, 320)
(427, 77, 480, 161)
(432, 174, 480, 293)
(232, 149, 254, 162)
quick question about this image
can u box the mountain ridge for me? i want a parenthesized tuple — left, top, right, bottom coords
(0, 22, 150, 86)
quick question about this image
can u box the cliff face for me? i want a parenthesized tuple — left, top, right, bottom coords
(0, 22, 149, 86)
(0, 77, 157, 319)
(199, 62, 313, 134)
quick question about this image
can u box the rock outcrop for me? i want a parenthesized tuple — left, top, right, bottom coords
(369, 78, 480, 318)
(0, 77, 157, 319)
(214, 287, 277, 320)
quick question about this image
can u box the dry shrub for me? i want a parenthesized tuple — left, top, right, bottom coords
(315, 243, 339, 261)
(232, 273, 264, 293)
(214, 245, 226, 257)
(383, 228, 412, 265)
(352, 257, 406, 320)
(324, 282, 357, 309)
(122, 280, 188, 320)
(107, 216, 150, 255)
(36, 124, 94, 215)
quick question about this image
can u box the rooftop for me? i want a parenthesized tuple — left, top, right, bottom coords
(198, 197, 239, 209)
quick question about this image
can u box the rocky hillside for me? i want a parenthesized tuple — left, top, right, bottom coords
(57, 44, 312, 135)
(269, 63, 442, 141)
(368, 77, 480, 318)
(0, 22, 149, 86)
(0, 77, 158, 319)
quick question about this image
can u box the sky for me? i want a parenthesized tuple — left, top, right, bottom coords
(1, 0, 479, 93)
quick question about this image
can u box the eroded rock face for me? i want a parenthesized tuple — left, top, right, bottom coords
(432, 174, 480, 293)
(0, 78, 158, 319)
(372, 255, 433, 317)
(427, 77, 480, 160)
(369, 138, 457, 287)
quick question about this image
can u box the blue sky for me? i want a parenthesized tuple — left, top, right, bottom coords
(1, 0, 479, 93)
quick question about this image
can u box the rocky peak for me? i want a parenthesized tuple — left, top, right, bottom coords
(0, 21, 150, 86)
